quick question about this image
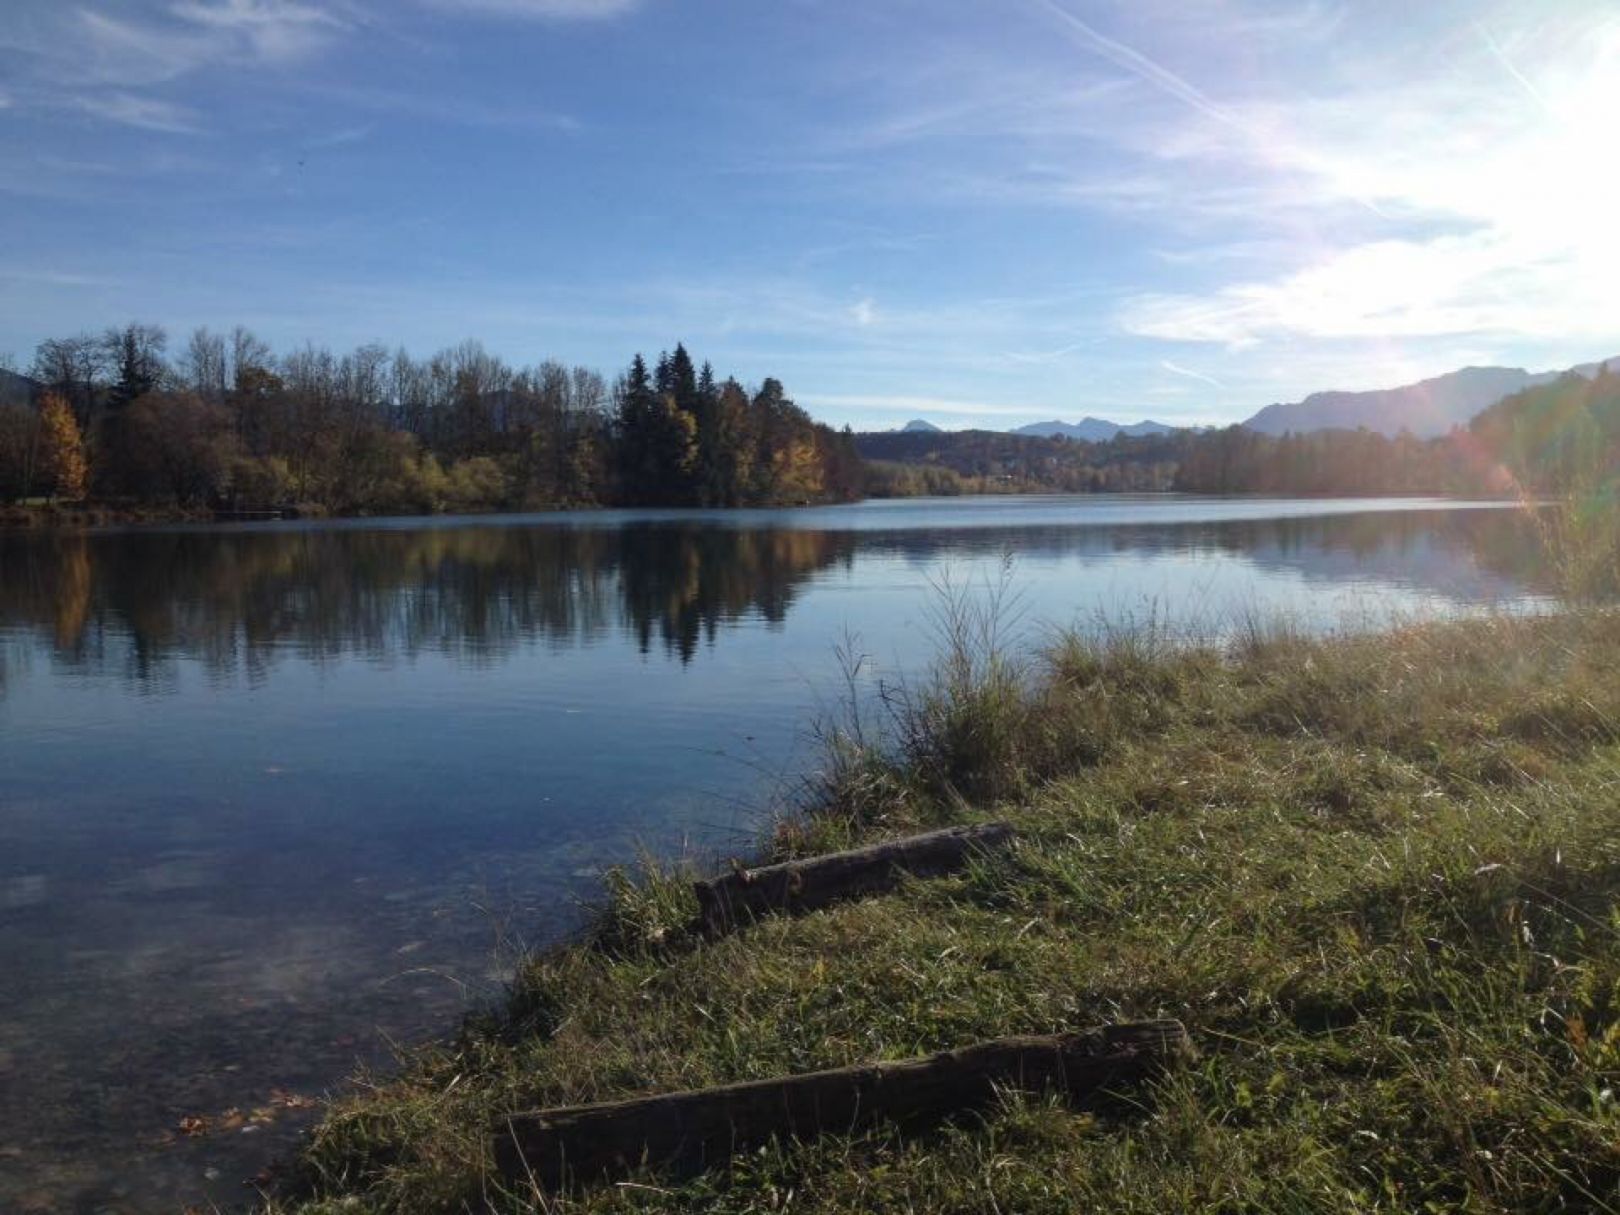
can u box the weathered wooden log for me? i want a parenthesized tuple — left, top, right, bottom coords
(495, 1020, 1190, 1189)
(692, 822, 1016, 938)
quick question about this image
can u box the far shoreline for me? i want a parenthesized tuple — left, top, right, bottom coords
(0, 489, 1525, 533)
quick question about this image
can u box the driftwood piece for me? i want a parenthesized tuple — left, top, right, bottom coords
(693, 822, 1016, 937)
(496, 1020, 1190, 1189)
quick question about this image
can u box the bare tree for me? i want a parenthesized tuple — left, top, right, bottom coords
(180, 327, 229, 403)
(229, 326, 272, 391)
(32, 333, 106, 428)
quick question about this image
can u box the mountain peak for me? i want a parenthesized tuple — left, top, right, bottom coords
(899, 418, 942, 433)
(1241, 356, 1613, 438)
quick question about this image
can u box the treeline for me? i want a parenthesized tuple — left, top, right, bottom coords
(858, 429, 1178, 493)
(1172, 427, 1499, 495)
(0, 324, 863, 512)
(855, 396, 1617, 499)
(5, 326, 1612, 514)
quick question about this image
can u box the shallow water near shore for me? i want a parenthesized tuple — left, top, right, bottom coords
(0, 495, 1553, 1212)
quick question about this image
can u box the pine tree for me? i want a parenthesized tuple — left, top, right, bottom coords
(668, 344, 698, 413)
(694, 359, 723, 505)
(615, 354, 651, 496)
(104, 323, 167, 412)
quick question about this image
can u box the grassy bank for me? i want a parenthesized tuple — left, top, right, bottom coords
(273, 607, 1620, 1213)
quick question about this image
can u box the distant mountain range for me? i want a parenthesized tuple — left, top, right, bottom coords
(894, 416, 1182, 440)
(894, 355, 1616, 443)
(1012, 417, 1178, 442)
(1241, 358, 1616, 439)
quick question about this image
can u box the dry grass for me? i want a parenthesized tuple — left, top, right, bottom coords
(272, 608, 1620, 1214)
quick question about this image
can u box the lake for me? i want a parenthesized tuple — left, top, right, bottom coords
(0, 496, 1553, 1212)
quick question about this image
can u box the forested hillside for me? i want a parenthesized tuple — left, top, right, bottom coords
(1469, 366, 1620, 596)
(0, 325, 862, 512)
(1471, 365, 1620, 493)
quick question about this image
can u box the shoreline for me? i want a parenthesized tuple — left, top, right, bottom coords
(264, 607, 1620, 1212)
(0, 489, 1523, 532)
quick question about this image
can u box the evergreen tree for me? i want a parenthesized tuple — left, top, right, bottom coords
(614, 353, 657, 501)
(103, 323, 167, 412)
(668, 344, 698, 412)
(694, 359, 723, 505)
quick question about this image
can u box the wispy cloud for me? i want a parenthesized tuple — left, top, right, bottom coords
(1001, 341, 1090, 365)
(0, 268, 124, 289)
(418, 0, 640, 18)
(1477, 23, 1553, 115)
(304, 122, 376, 149)
(62, 3, 349, 85)
(71, 10, 216, 86)
(75, 92, 205, 135)
(1030, 0, 1246, 135)
(1161, 359, 1222, 388)
(2, 2, 356, 135)
(312, 82, 581, 132)
(170, 0, 351, 61)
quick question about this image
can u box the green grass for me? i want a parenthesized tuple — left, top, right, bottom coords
(272, 608, 1620, 1214)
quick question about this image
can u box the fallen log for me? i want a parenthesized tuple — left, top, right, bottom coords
(496, 1020, 1190, 1190)
(693, 822, 1015, 938)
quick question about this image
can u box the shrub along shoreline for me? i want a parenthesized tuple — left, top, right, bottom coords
(271, 608, 1620, 1213)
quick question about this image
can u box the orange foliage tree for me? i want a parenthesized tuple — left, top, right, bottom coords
(39, 390, 88, 501)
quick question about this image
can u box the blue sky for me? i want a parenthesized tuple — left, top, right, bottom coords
(2, 0, 1618, 430)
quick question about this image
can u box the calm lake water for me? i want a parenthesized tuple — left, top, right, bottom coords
(0, 496, 1553, 1212)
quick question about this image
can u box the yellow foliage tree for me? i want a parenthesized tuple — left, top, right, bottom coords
(39, 391, 88, 501)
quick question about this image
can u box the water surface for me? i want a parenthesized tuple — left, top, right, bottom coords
(0, 496, 1552, 1212)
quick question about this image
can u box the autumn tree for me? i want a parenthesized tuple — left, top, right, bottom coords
(39, 391, 88, 500)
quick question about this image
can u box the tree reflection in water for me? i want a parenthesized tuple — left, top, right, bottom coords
(0, 507, 1557, 693)
(0, 522, 862, 684)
